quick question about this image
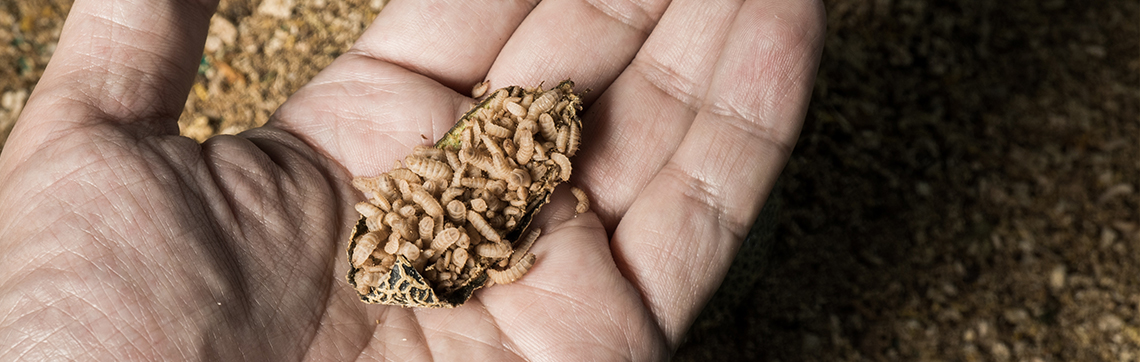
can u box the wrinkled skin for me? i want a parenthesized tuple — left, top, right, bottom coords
(0, 0, 824, 360)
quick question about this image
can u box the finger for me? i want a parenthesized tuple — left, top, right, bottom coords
(267, 59, 471, 176)
(17, 0, 217, 134)
(271, 0, 542, 172)
(609, 0, 825, 348)
(348, 0, 540, 92)
(571, 0, 743, 229)
(484, 0, 672, 104)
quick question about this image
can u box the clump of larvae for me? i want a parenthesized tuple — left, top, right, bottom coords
(350, 82, 582, 293)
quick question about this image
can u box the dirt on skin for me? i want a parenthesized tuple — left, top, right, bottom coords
(2, 0, 1137, 361)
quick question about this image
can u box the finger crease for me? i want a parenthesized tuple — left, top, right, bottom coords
(658, 164, 748, 242)
(582, 0, 658, 36)
(705, 104, 795, 156)
(630, 56, 701, 112)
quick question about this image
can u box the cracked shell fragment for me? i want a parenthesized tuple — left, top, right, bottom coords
(346, 80, 583, 308)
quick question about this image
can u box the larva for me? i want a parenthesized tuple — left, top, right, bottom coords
(497, 115, 516, 130)
(388, 168, 423, 185)
(451, 162, 465, 188)
(398, 242, 421, 261)
(461, 124, 473, 150)
(487, 253, 536, 284)
(556, 125, 569, 153)
(532, 142, 549, 161)
(527, 90, 559, 119)
(471, 115, 484, 145)
(352, 230, 386, 267)
(554, 99, 569, 114)
(491, 154, 516, 181)
(455, 231, 471, 248)
(445, 149, 462, 171)
(484, 121, 512, 139)
(412, 145, 445, 160)
(537, 112, 558, 142)
(399, 218, 421, 241)
(466, 210, 501, 243)
(483, 194, 505, 212)
(481, 134, 504, 157)
(384, 231, 401, 254)
(460, 149, 497, 177)
(394, 179, 413, 202)
(485, 179, 507, 196)
(355, 201, 383, 219)
(476, 242, 512, 259)
(507, 168, 532, 190)
(520, 92, 534, 109)
(505, 100, 527, 118)
(419, 216, 434, 242)
(514, 125, 535, 165)
(509, 228, 540, 267)
(370, 194, 392, 212)
(383, 212, 403, 229)
(398, 204, 417, 219)
(571, 186, 589, 214)
(527, 167, 548, 192)
(411, 189, 444, 219)
(365, 214, 384, 232)
(486, 88, 507, 111)
(461, 177, 490, 190)
(441, 187, 465, 206)
(353, 174, 397, 201)
(501, 139, 517, 160)
(469, 198, 488, 213)
(422, 179, 442, 195)
(446, 199, 466, 222)
(567, 120, 581, 157)
(405, 155, 453, 181)
(551, 152, 571, 181)
(431, 227, 460, 251)
(471, 79, 490, 98)
(452, 248, 468, 273)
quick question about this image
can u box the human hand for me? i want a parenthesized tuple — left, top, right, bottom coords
(0, 0, 823, 360)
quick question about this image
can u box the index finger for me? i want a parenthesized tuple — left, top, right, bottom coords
(348, 0, 540, 91)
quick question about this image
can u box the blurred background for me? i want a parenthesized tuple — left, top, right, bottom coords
(1, 0, 1136, 360)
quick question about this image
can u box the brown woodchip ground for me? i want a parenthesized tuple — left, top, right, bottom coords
(2, 0, 1136, 360)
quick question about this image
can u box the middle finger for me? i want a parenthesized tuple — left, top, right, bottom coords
(484, 0, 672, 105)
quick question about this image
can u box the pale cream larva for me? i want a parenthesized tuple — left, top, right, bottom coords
(476, 242, 512, 259)
(411, 189, 444, 219)
(505, 100, 527, 118)
(484, 121, 512, 139)
(466, 210, 501, 243)
(527, 89, 559, 118)
(405, 155, 453, 181)
(537, 112, 558, 142)
(487, 253, 536, 284)
(446, 199, 467, 222)
(551, 152, 572, 181)
(567, 120, 581, 157)
(471, 80, 490, 98)
(571, 186, 590, 214)
(352, 230, 385, 267)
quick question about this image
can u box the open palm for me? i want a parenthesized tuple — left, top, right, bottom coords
(0, 0, 823, 360)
